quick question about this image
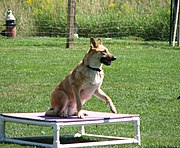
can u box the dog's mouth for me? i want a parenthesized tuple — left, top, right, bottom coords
(100, 56, 116, 66)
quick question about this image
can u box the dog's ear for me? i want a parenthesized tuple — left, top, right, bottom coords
(90, 37, 97, 48)
(97, 38, 102, 45)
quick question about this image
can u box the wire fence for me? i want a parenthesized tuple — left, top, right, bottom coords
(0, 0, 170, 43)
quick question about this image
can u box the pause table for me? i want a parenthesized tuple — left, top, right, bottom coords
(0, 111, 140, 147)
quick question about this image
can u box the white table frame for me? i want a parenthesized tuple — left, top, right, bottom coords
(0, 112, 140, 148)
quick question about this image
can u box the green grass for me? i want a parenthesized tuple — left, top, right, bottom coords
(0, 37, 180, 147)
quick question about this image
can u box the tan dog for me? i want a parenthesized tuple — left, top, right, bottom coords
(45, 38, 117, 118)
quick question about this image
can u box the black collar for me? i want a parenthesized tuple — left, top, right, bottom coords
(87, 65, 101, 72)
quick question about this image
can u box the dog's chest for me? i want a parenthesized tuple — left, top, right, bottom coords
(79, 72, 103, 102)
(92, 72, 103, 84)
(89, 71, 104, 85)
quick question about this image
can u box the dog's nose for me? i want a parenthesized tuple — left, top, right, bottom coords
(111, 56, 116, 61)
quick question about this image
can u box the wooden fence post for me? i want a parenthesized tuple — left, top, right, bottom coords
(66, 0, 75, 48)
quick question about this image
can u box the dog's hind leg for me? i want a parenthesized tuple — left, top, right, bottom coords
(46, 90, 69, 117)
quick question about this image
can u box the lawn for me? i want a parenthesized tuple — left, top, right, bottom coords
(0, 37, 180, 147)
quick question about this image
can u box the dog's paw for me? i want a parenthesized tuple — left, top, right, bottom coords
(109, 104, 117, 114)
(106, 100, 117, 114)
(60, 113, 69, 118)
(106, 99, 117, 113)
(77, 110, 87, 118)
(110, 105, 117, 114)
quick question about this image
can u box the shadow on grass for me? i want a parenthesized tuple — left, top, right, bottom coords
(1, 136, 97, 147)
(20, 136, 96, 144)
(2, 136, 135, 147)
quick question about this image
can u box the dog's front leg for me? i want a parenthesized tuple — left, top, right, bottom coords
(73, 86, 85, 118)
(94, 88, 117, 113)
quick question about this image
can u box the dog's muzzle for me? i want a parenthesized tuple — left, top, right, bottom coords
(100, 56, 116, 66)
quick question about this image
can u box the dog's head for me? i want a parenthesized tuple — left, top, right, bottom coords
(89, 37, 116, 66)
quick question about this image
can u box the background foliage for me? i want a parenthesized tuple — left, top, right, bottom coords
(0, 0, 170, 40)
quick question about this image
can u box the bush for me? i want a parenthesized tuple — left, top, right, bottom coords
(0, 0, 170, 41)
(76, 0, 170, 41)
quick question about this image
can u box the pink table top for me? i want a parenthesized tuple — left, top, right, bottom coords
(1, 111, 139, 123)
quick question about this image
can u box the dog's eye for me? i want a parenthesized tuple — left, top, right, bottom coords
(102, 50, 107, 53)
